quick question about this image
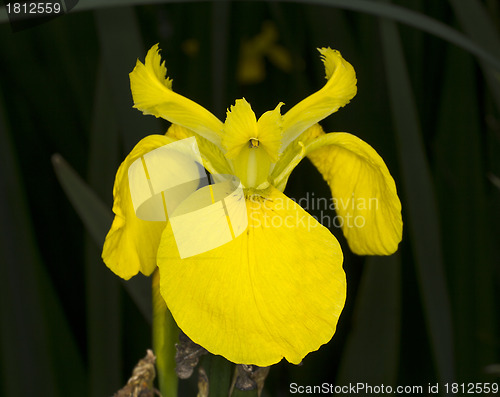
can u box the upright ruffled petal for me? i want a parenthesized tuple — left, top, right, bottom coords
(256, 102, 284, 162)
(222, 98, 258, 159)
(130, 44, 224, 147)
(157, 187, 346, 366)
(102, 134, 175, 279)
(281, 48, 357, 149)
(222, 99, 283, 188)
(305, 126, 402, 255)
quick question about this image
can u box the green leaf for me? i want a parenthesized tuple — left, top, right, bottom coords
(51, 153, 152, 324)
(379, 13, 455, 382)
(448, 0, 500, 111)
(94, 6, 162, 151)
(202, 355, 233, 397)
(434, 45, 497, 380)
(0, 86, 86, 397)
(210, 1, 231, 116)
(337, 255, 401, 386)
(290, 0, 500, 73)
(51, 154, 113, 247)
(84, 61, 123, 396)
(2, 0, 498, 73)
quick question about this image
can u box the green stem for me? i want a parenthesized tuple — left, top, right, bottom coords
(202, 355, 233, 396)
(152, 269, 179, 397)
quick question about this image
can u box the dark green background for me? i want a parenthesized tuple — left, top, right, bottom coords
(1, 1, 499, 396)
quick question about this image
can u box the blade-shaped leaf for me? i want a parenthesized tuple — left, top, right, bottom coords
(336, 255, 401, 386)
(204, 355, 233, 397)
(434, 45, 497, 380)
(52, 154, 113, 246)
(211, 1, 230, 117)
(448, 0, 500, 111)
(52, 153, 152, 324)
(85, 61, 122, 396)
(94, 6, 162, 151)
(379, 14, 455, 383)
(2, 0, 498, 73)
(0, 89, 86, 397)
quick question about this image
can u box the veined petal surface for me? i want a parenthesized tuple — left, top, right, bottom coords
(305, 126, 402, 255)
(102, 134, 174, 279)
(157, 187, 345, 366)
(282, 48, 357, 149)
(130, 44, 224, 146)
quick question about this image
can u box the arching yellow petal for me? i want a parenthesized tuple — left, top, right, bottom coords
(130, 44, 224, 147)
(305, 127, 402, 255)
(102, 134, 175, 279)
(281, 48, 357, 148)
(157, 187, 346, 366)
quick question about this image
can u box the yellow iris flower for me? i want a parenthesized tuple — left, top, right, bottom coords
(102, 44, 402, 366)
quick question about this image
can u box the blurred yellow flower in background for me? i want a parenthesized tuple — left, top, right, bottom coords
(237, 21, 293, 84)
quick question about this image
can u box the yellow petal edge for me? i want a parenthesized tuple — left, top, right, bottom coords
(281, 47, 357, 148)
(130, 44, 224, 146)
(102, 134, 174, 279)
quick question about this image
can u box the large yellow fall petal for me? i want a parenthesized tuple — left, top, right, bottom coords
(281, 48, 357, 148)
(157, 186, 345, 366)
(305, 126, 402, 255)
(130, 44, 224, 146)
(102, 134, 175, 279)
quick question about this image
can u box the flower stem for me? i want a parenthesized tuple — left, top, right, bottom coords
(152, 269, 178, 397)
(202, 355, 233, 395)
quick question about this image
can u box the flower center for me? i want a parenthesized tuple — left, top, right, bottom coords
(222, 99, 283, 190)
(249, 138, 260, 148)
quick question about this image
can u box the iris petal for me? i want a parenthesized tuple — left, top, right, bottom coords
(157, 187, 345, 366)
(305, 126, 402, 255)
(256, 102, 284, 162)
(102, 134, 174, 279)
(166, 124, 232, 176)
(130, 44, 224, 147)
(222, 98, 258, 159)
(281, 48, 357, 149)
